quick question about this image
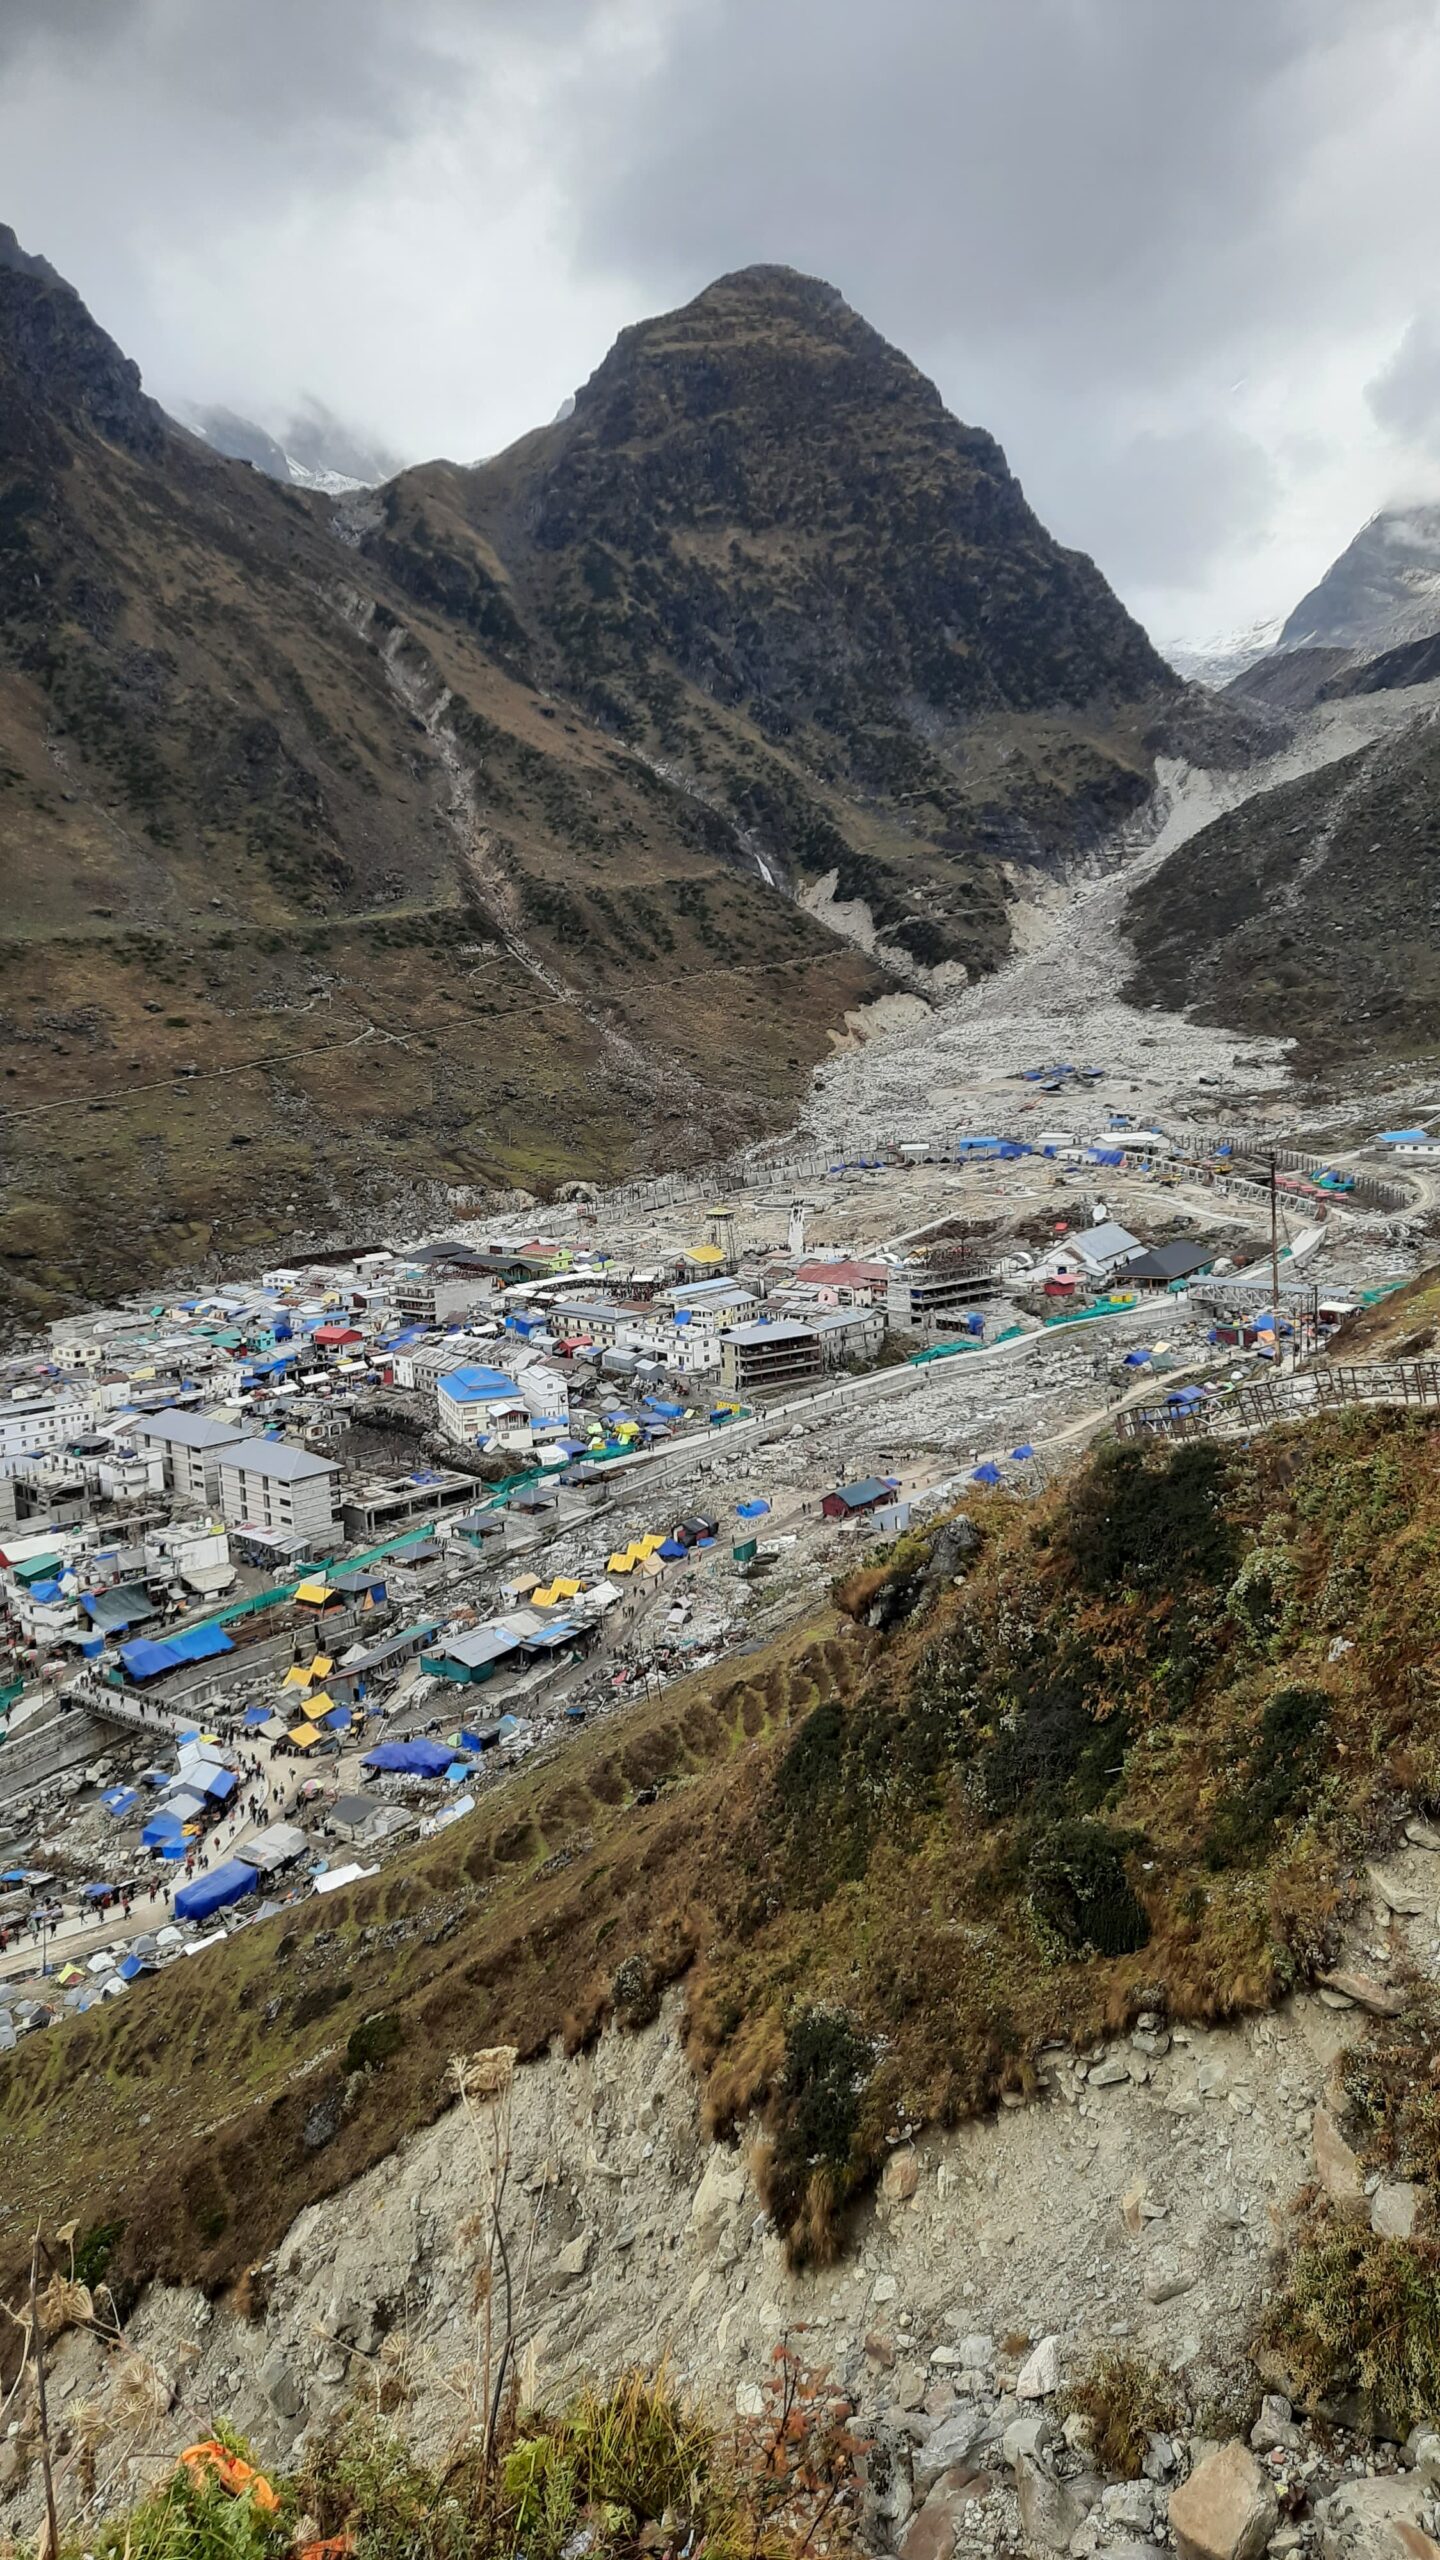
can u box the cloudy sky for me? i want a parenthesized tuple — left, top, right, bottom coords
(4, 0, 1440, 646)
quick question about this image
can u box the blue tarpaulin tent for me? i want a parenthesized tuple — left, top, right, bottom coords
(243, 1705, 271, 1729)
(141, 1811, 185, 1849)
(362, 1737, 454, 1778)
(735, 1498, 770, 1519)
(972, 1461, 1003, 1485)
(658, 1538, 687, 1559)
(201, 1767, 237, 1800)
(118, 1637, 174, 1681)
(1010, 1445, 1036, 1460)
(321, 1705, 351, 1732)
(101, 1787, 139, 1817)
(174, 1859, 259, 1923)
(120, 1623, 234, 1682)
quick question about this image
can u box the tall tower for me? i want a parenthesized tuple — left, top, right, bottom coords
(705, 1205, 738, 1271)
(788, 1200, 807, 1259)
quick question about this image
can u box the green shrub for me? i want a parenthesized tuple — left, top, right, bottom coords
(1027, 1821, 1151, 1956)
(1262, 2214, 1440, 2429)
(1204, 1687, 1330, 1871)
(346, 2011, 403, 2072)
(1064, 1440, 1236, 1592)
(1059, 2349, 1182, 2477)
(762, 2006, 877, 2264)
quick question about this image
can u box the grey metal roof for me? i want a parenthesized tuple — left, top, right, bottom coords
(431, 1625, 521, 1668)
(217, 1435, 337, 1481)
(132, 1408, 243, 1449)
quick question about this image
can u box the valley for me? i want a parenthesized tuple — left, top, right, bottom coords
(8, 143, 1440, 2560)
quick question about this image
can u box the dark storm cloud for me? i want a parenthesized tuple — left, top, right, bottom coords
(562, 0, 1440, 601)
(581, 0, 1370, 365)
(0, 0, 474, 162)
(2, 0, 1439, 628)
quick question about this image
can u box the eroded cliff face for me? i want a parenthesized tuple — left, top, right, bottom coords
(28, 1989, 1332, 2495)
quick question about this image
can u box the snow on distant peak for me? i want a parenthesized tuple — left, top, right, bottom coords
(1162, 617, 1283, 689)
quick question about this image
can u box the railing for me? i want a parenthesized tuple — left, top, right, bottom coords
(1114, 1361, 1440, 1442)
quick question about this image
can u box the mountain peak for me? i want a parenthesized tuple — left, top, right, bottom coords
(0, 219, 165, 459)
(512, 264, 1170, 733)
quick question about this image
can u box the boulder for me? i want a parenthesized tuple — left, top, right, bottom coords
(258, 2349, 303, 2421)
(1013, 2452, 1099, 2554)
(1372, 2180, 1422, 2240)
(1000, 2412, 1049, 2471)
(689, 2150, 746, 2255)
(1016, 2334, 1062, 2399)
(897, 2466, 991, 2560)
(1368, 1863, 1428, 1915)
(1313, 2102, 1366, 2207)
(913, 2404, 988, 2492)
(1317, 1969, 1406, 2017)
(1168, 2442, 1278, 2560)
(1408, 2428, 1440, 2485)
(1316, 2472, 1440, 2558)
(883, 2147, 920, 2204)
(1143, 2262, 1196, 2304)
(1250, 2393, 1302, 2455)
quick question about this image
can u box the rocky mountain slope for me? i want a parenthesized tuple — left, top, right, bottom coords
(1122, 669, 1440, 1066)
(0, 230, 1183, 1317)
(1277, 502, 1440, 657)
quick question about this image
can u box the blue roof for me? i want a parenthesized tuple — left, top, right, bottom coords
(174, 1859, 259, 1923)
(170, 1623, 234, 1666)
(438, 1364, 521, 1403)
(1381, 1128, 1427, 1143)
(101, 1787, 139, 1817)
(120, 1637, 179, 1681)
(363, 1736, 455, 1777)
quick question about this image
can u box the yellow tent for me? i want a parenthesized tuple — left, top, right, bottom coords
(311, 1655, 333, 1679)
(288, 1722, 321, 1749)
(535, 1576, 582, 1603)
(307, 1692, 336, 1716)
(294, 1578, 333, 1606)
(607, 1550, 635, 1575)
(282, 1664, 313, 1690)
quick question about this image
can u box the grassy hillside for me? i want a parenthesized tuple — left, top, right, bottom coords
(3, 1407, 1438, 2303)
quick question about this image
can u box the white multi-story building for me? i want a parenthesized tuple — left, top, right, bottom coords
(0, 1396, 82, 1462)
(129, 1408, 245, 1506)
(213, 1438, 340, 1546)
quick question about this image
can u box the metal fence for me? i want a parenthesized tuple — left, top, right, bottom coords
(1115, 1361, 1440, 1442)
